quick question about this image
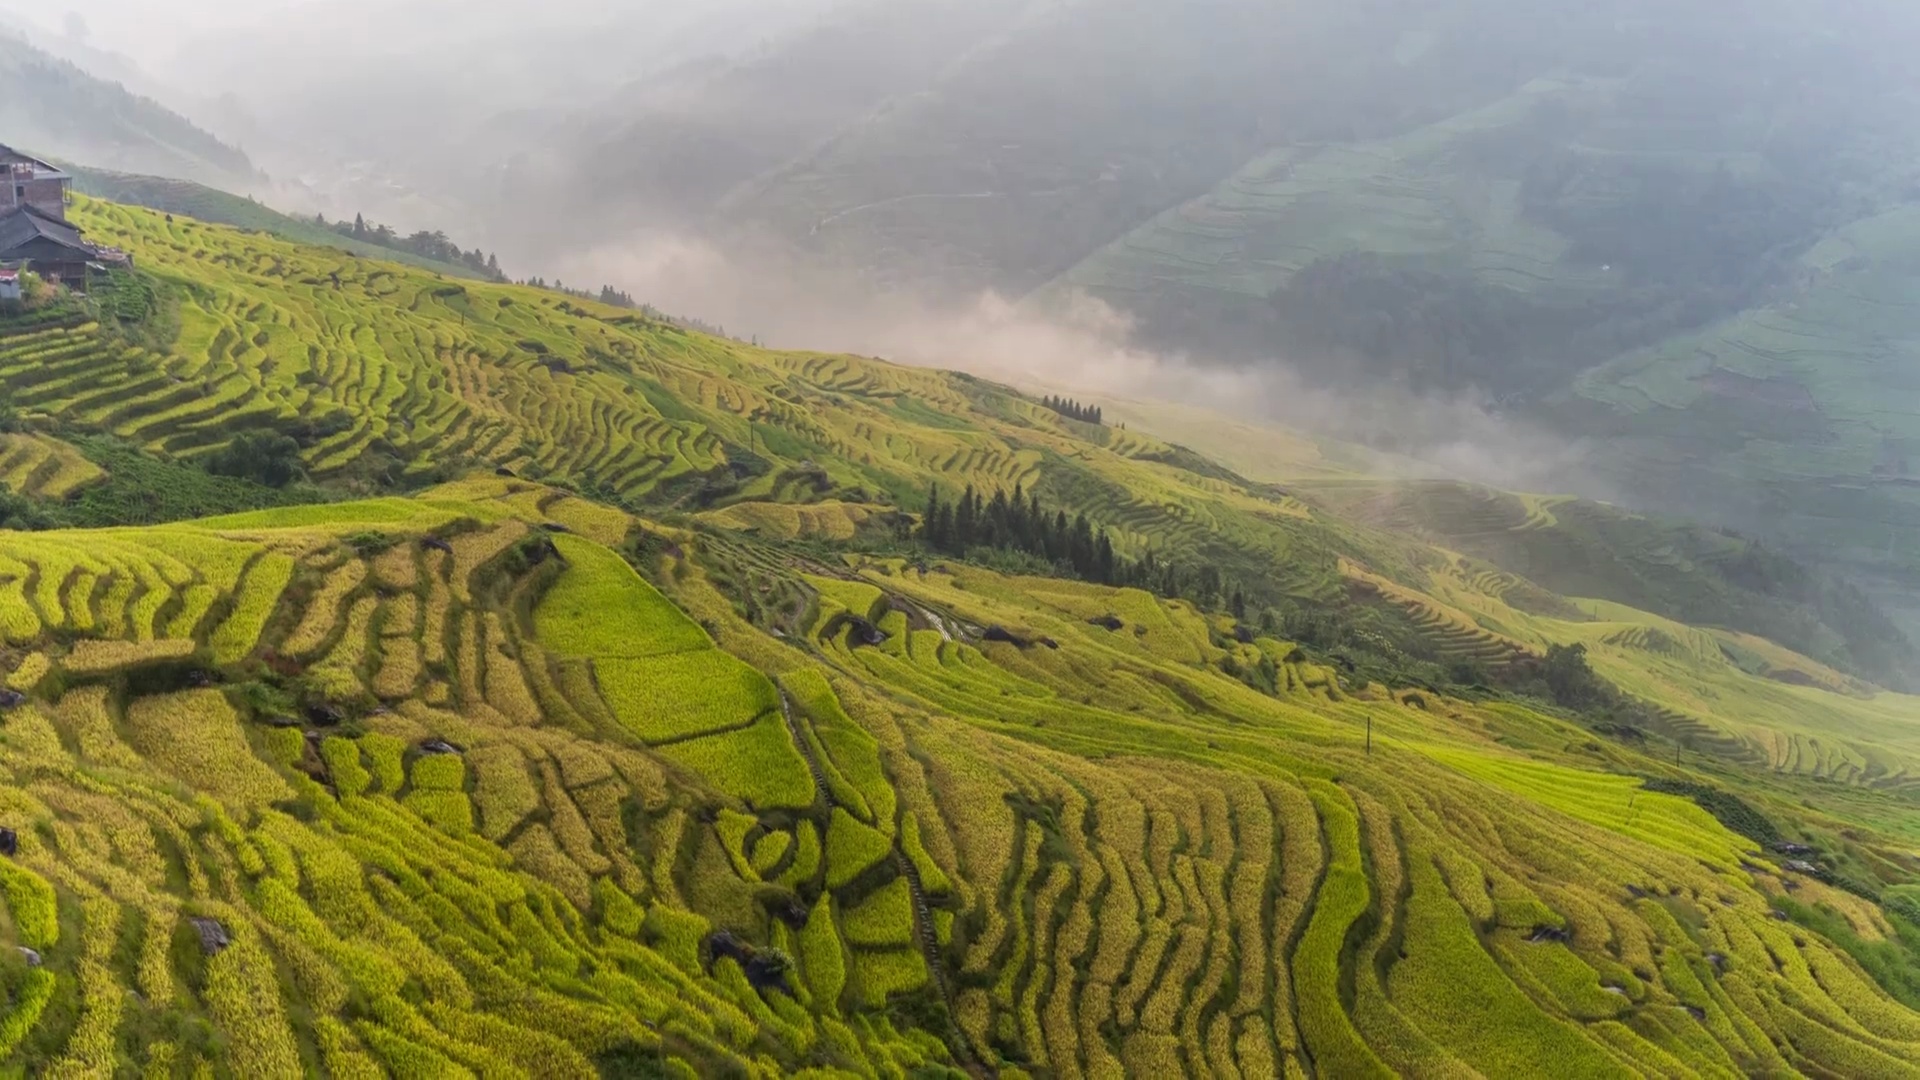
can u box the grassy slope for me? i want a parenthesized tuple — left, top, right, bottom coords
(0, 198, 1917, 1075)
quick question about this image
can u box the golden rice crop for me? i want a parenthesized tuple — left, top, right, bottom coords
(122, 690, 292, 809)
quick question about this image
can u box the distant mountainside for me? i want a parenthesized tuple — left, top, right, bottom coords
(527, 0, 1038, 241)
(527, 0, 1920, 633)
(0, 32, 255, 187)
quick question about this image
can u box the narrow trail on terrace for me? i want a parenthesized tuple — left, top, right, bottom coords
(779, 689, 982, 1073)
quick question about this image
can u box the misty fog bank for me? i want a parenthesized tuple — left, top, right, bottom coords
(9, 0, 1903, 517)
(552, 224, 1609, 498)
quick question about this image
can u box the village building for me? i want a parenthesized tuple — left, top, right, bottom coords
(0, 144, 131, 287)
(0, 145, 71, 220)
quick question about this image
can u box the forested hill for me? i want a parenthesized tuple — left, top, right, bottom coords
(0, 33, 254, 186)
(0, 196, 1917, 1075)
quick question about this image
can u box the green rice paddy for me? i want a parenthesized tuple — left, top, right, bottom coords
(0, 197, 1914, 1077)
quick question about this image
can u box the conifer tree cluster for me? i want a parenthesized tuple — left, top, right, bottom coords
(922, 484, 1118, 581)
(918, 485, 1248, 617)
(320, 212, 505, 281)
(1040, 395, 1103, 425)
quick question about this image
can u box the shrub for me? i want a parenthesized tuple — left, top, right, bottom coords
(206, 429, 305, 488)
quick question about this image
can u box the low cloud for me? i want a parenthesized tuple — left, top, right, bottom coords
(560, 229, 1612, 498)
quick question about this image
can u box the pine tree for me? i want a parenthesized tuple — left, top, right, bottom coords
(955, 486, 978, 551)
(924, 486, 946, 552)
(352, 213, 367, 238)
(1095, 532, 1116, 584)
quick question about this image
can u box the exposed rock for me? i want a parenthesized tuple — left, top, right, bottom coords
(1601, 985, 1628, 997)
(184, 669, 219, 689)
(306, 702, 347, 727)
(742, 951, 792, 993)
(0, 689, 26, 710)
(421, 536, 455, 554)
(1772, 841, 1816, 856)
(840, 616, 888, 648)
(706, 930, 752, 967)
(0, 827, 16, 857)
(703, 929, 791, 993)
(1527, 925, 1572, 944)
(494, 466, 517, 478)
(418, 738, 463, 757)
(1088, 614, 1125, 632)
(542, 522, 573, 534)
(982, 626, 1030, 649)
(190, 917, 232, 955)
(16, 946, 40, 968)
(1683, 1005, 1707, 1021)
(772, 896, 809, 930)
(1039, 637, 1060, 650)
(1233, 625, 1256, 644)
(262, 714, 303, 729)
(1785, 860, 1821, 875)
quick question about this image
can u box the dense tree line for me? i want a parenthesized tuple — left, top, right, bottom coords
(1040, 395, 1103, 425)
(920, 484, 1246, 616)
(321, 213, 506, 281)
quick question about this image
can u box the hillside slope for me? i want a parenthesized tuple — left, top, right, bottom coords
(0, 466, 1917, 1076)
(0, 199, 1917, 1075)
(552, 0, 1920, 640)
(66, 167, 491, 281)
(0, 33, 253, 187)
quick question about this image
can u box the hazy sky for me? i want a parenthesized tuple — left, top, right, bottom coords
(0, 0, 841, 88)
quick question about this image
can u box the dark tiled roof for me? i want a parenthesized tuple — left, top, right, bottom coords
(0, 205, 89, 256)
(0, 145, 69, 180)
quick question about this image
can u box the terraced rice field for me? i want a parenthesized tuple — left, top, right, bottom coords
(780, 558, 1920, 1077)
(21, 198, 1346, 608)
(0, 433, 105, 499)
(1047, 76, 1615, 319)
(1, 198, 1918, 1077)
(0, 478, 1910, 1076)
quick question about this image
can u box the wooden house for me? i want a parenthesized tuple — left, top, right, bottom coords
(0, 145, 71, 222)
(0, 144, 127, 286)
